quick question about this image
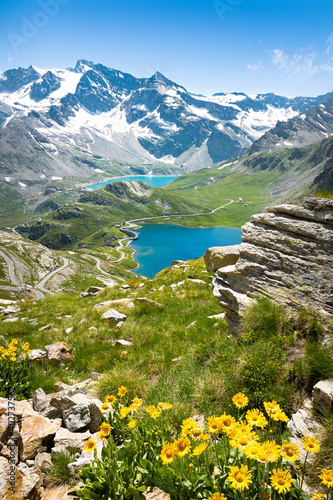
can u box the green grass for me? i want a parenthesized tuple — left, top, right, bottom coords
(1, 258, 329, 424)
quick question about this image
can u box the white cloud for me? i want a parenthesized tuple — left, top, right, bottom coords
(271, 35, 333, 80)
(326, 32, 333, 56)
(247, 62, 263, 72)
(272, 47, 318, 79)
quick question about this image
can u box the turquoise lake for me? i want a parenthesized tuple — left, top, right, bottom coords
(130, 224, 242, 278)
(88, 175, 177, 190)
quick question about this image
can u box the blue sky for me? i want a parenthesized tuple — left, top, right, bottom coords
(0, 0, 332, 97)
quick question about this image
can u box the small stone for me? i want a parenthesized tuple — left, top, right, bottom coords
(88, 326, 97, 331)
(101, 308, 127, 323)
(39, 323, 53, 332)
(28, 349, 47, 361)
(33, 388, 47, 412)
(28, 318, 38, 325)
(121, 284, 130, 290)
(79, 318, 88, 324)
(52, 427, 91, 454)
(34, 452, 52, 470)
(91, 372, 101, 380)
(186, 321, 197, 329)
(3, 317, 19, 323)
(65, 327, 73, 334)
(115, 339, 132, 346)
(207, 313, 226, 320)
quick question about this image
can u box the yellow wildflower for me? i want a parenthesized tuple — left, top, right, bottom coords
(132, 397, 143, 406)
(208, 494, 227, 500)
(318, 469, 333, 488)
(201, 433, 211, 441)
(192, 443, 207, 456)
(182, 419, 199, 435)
(99, 422, 111, 437)
(244, 442, 261, 460)
(302, 435, 320, 454)
(160, 443, 176, 465)
(207, 416, 222, 434)
(271, 468, 294, 494)
(232, 392, 249, 409)
(174, 436, 191, 457)
(257, 441, 281, 463)
(84, 438, 96, 452)
(246, 408, 268, 428)
(128, 419, 137, 429)
(22, 342, 29, 351)
(104, 395, 117, 405)
(228, 464, 252, 490)
(311, 494, 325, 500)
(117, 386, 127, 397)
(12, 339, 18, 345)
(158, 402, 173, 410)
(281, 441, 300, 463)
(146, 405, 161, 420)
(218, 413, 236, 435)
(119, 407, 131, 419)
(100, 402, 112, 412)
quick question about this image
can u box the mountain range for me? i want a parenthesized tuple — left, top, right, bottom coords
(0, 59, 333, 215)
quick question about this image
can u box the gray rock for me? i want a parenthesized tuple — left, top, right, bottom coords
(50, 396, 76, 412)
(212, 198, 333, 331)
(115, 339, 132, 346)
(287, 399, 323, 460)
(101, 308, 127, 323)
(313, 380, 333, 416)
(33, 452, 52, 470)
(33, 388, 47, 412)
(62, 404, 91, 432)
(28, 349, 47, 361)
(172, 260, 185, 265)
(52, 427, 91, 454)
(204, 245, 241, 273)
(86, 286, 104, 294)
(3, 317, 19, 323)
(134, 297, 164, 308)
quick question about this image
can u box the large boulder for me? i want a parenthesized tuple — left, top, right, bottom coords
(20, 415, 61, 461)
(204, 245, 241, 273)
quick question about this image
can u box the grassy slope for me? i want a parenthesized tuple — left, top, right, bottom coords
(2, 258, 332, 424)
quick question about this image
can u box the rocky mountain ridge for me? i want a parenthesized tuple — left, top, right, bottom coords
(1, 60, 331, 178)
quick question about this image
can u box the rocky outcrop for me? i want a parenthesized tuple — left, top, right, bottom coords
(204, 245, 241, 273)
(211, 198, 333, 330)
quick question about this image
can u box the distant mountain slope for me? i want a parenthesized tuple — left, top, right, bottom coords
(249, 94, 333, 154)
(1, 60, 330, 177)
